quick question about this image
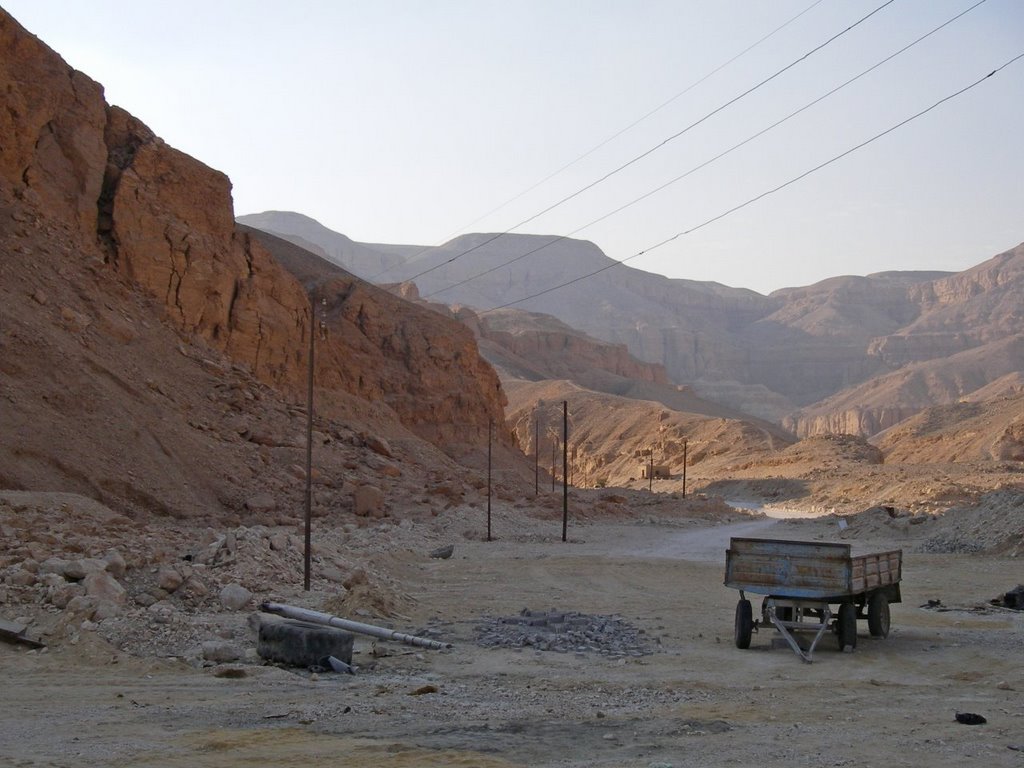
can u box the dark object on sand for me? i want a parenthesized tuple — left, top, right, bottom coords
(999, 585, 1024, 610)
(955, 712, 987, 725)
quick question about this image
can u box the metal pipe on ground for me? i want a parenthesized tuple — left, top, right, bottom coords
(260, 602, 453, 650)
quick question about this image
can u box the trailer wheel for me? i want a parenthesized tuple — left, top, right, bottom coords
(868, 592, 890, 638)
(837, 602, 857, 651)
(734, 599, 753, 649)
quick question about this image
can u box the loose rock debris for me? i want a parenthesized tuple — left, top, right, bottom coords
(474, 609, 656, 657)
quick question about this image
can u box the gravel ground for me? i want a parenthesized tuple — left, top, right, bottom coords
(2, 506, 1023, 767)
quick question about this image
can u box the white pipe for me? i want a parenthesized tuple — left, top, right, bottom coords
(260, 601, 452, 650)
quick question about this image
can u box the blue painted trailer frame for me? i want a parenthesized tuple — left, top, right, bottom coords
(725, 537, 903, 661)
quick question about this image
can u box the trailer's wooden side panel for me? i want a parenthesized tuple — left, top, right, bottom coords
(724, 538, 852, 598)
(850, 550, 902, 593)
(725, 538, 903, 600)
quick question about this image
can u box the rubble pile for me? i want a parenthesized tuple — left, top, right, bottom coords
(474, 609, 656, 658)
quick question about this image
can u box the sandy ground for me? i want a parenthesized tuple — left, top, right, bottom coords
(2, 514, 1022, 768)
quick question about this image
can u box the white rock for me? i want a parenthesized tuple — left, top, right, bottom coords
(50, 583, 84, 609)
(38, 558, 70, 577)
(104, 550, 127, 578)
(157, 566, 184, 592)
(8, 569, 36, 587)
(202, 640, 242, 663)
(39, 573, 65, 589)
(93, 599, 122, 621)
(64, 558, 108, 581)
(83, 571, 126, 605)
(219, 583, 253, 611)
(353, 485, 385, 517)
(65, 595, 98, 618)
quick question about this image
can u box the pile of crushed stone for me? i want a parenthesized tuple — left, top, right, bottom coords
(474, 608, 656, 658)
(919, 490, 1024, 555)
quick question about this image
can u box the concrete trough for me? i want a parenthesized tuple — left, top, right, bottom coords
(257, 618, 354, 667)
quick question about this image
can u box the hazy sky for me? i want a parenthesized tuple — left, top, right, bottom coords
(7, 0, 1023, 295)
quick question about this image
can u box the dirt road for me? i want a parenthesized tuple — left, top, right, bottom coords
(2, 515, 1022, 767)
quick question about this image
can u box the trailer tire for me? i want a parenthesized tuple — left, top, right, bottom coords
(734, 599, 753, 649)
(868, 592, 890, 638)
(837, 602, 857, 651)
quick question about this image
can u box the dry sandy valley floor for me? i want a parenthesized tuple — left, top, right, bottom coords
(2, 510, 1022, 768)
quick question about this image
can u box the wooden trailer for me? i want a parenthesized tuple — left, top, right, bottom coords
(724, 537, 902, 662)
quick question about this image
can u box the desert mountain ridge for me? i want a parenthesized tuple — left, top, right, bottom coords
(240, 210, 1024, 438)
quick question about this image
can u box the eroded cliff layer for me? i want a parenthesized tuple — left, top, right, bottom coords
(1, 9, 508, 463)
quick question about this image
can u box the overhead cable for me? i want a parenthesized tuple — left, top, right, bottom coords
(400, 0, 897, 287)
(366, 0, 827, 282)
(424, 0, 987, 299)
(480, 50, 1024, 313)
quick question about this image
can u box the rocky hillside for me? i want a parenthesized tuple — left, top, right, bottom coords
(784, 333, 1024, 437)
(873, 389, 1024, 464)
(241, 212, 1024, 437)
(0, 9, 521, 518)
(472, 307, 669, 385)
(503, 379, 793, 490)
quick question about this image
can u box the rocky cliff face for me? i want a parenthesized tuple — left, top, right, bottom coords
(875, 391, 1024, 464)
(784, 334, 1024, 438)
(869, 244, 1024, 368)
(239, 229, 509, 449)
(0, 9, 507, 458)
(474, 308, 669, 385)
(1, 13, 107, 239)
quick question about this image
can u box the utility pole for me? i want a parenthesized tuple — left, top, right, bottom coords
(303, 298, 317, 591)
(487, 419, 492, 542)
(562, 400, 568, 542)
(648, 449, 653, 492)
(551, 438, 557, 493)
(534, 416, 539, 497)
(682, 439, 688, 498)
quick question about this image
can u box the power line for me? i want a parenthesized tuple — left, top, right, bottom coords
(399, 0, 897, 287)
(480, 50, 1024, 313)
(423, 0, 987, 299)
(434, 0, 828, 238)
(365, 0, 827, 283)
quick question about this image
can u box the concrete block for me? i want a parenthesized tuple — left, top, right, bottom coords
(257, 619, 354, 667)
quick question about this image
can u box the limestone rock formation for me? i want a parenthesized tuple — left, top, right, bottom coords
(0, 13, 107, 238)
(474, 308, 669, 385)
(0, 7, 520, 519)
(874, 390, 1024, 464)
(1, 7, 507, 453)
(784, 334, 1024, 438)
(504, 379, 792, 489)
(239, 226, 509, 450)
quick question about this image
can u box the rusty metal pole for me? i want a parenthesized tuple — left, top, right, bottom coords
(682, 439, 688, 498)
(562, 400, 568, 542)
(487, 419, 492, 542)
(303, 300, 314, 591)
(551, 439, 556, 493)
(534, 416, 539, 497)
